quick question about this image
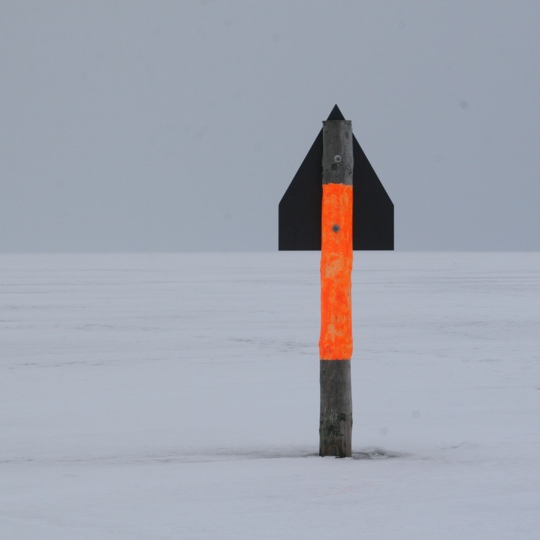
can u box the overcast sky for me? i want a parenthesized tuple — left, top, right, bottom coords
(1, 1, 539, 252)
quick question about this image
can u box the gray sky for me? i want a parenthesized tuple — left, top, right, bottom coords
(1, 1, 539, 252)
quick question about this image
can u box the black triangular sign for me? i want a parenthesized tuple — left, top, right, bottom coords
(278, 105, 394, 250)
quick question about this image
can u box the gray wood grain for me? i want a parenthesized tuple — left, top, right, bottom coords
(322, 120, 353, 185)
(319, 360, 353, 457)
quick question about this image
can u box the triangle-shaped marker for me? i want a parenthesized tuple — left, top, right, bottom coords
(279, 105, 394, 250)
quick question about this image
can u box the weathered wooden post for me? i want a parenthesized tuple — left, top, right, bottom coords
(319, 120, 354, 457)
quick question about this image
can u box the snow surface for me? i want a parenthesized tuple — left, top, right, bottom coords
(1, 252, 539, 539)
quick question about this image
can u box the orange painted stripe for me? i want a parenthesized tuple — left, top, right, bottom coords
(319, 183, 353, 360)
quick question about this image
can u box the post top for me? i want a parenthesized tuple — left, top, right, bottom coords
(322, 120, 354, 186)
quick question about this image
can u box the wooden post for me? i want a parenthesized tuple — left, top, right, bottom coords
(319, 119, 353, 457)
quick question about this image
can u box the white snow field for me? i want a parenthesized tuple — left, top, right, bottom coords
(1, 252, 539, 539)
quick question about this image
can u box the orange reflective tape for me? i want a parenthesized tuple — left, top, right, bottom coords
(319, 183, 353, 360)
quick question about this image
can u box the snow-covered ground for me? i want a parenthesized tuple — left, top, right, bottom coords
(2, 252, 539, 539)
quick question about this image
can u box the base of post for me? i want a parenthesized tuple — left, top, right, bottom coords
(319, 359, 352, 457)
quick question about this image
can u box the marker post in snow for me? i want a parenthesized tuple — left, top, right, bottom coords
(279, 106, 393, 457)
